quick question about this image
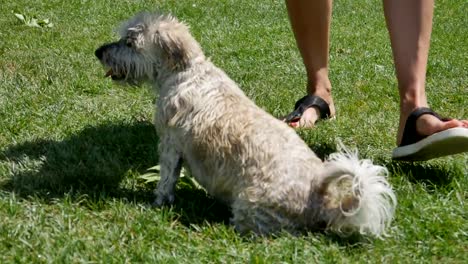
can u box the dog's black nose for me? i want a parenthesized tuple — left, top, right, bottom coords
(95, 46, 106, 60)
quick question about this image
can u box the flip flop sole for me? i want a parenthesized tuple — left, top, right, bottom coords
(392, 127, 468, 161)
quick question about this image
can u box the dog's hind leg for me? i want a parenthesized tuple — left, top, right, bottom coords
(153, 134, 183, 207)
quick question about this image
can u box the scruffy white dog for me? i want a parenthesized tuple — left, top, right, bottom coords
(95, 12, 396, 236)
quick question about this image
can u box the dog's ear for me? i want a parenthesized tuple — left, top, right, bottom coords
(155, 20, 201, 70)
(126, 24, 146, 49)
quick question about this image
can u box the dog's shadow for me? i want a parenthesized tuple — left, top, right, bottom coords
(1, 121, 158, 195)
(0, 121, 231, 225)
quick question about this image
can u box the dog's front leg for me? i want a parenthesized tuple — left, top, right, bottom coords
(153, 135, 183, 207)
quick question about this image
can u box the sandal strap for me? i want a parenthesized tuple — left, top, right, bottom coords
(284, 95, 331, 122)
(400, 107, 442, 147)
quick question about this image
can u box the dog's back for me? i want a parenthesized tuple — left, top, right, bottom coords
(160, 61, 322, 200)
(158, 61, 342, 232)
(160, 56, 395, 235)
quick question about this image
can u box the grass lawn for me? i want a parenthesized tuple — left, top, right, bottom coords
(1, 0, 467, 262)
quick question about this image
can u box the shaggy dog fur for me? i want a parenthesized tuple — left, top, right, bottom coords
(95, 12, 396, 236)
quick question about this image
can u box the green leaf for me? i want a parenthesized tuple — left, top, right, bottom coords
(14, 13, 26, 22)
(139, 172, 161, 184)
(145, 165, 161, 172)
(27, 18, 41, 28)
(137, 165, 203, 189)
(14, 13, 54, 28)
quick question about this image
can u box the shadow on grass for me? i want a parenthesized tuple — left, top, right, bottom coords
(386, 160, 457, 189)
(2, 120, 458, 234)
(1, 121, 158, 195)
(0, 121, 231, 225)
(307, 138, 459, 190)
(308, 142, 336, 160)
(172, 186, 232, 226)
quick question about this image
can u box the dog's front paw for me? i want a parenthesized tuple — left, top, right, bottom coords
(152, 192, 175, 207)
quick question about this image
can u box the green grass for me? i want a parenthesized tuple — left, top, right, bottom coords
(1, 0, 467, 262)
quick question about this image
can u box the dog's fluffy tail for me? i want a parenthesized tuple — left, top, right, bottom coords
(318, 144, 396, 237)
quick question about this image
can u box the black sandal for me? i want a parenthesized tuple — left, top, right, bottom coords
(284, 95, 331, 124)
(392, 107, 468, 161)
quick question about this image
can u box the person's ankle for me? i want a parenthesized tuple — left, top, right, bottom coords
(399, 98, 428, 117)
(306, 69, 331, 93)
(306, 80, 332, 100)
(399, 86, 428, 115)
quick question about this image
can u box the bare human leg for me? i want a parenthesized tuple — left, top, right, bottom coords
(285, 0, 336, 128)
(383, 0, 468, 146)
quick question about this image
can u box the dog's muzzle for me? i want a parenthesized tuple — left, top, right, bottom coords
(95, 44, 127, 80)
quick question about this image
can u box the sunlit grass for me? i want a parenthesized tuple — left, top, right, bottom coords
(0, 0, 466, 262)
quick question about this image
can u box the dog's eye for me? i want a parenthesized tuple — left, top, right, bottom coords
(126, 41, 133, 48)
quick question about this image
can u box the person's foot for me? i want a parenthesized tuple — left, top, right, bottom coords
(397, 109, 468, 146)
(393, 107, 468, 161)
(288, 90, 336, 128)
